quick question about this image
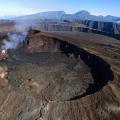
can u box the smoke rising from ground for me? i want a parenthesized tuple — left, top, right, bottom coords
(1, 20, 35, 50)
(2, 32, 27, 50)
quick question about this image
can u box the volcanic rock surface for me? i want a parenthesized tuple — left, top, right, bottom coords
(0, 30, 120, 120)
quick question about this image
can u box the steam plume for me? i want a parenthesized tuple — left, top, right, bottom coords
(1, 20, 34, 50)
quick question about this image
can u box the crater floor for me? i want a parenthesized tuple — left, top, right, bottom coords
(7, 51, 93, 101)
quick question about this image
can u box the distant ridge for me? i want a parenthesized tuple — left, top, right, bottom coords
(1, 10, 120, 23)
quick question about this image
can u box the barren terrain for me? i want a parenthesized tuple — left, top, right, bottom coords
(0, 27, 120, 120)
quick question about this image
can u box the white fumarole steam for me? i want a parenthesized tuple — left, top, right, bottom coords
(2, 32, 27, 50)
(1, 20, 34, 50)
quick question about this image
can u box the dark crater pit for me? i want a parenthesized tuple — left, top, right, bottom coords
(56, 39, 114, 100)
(4, 35, 114, 101)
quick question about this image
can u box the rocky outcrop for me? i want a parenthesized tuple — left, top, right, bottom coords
(77, 20, 120, 34)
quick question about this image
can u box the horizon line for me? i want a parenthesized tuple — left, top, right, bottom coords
(0, 10, 120, 17)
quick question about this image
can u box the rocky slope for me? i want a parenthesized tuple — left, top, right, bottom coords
(76, 20, 120, 35)
(33, 20, 120, 40)
(0, 30, 120, 120)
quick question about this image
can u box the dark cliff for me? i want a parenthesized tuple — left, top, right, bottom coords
(33, 20, 120, 40)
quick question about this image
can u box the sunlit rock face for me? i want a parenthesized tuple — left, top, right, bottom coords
(0, 50, 8, 60)
(0, 66, 8, 87)
(1, 50, 6, 54)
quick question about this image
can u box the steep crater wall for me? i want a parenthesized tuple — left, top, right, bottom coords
(26, 34, 114, 98)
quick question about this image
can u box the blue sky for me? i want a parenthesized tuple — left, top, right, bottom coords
(0, 0, 120, 16)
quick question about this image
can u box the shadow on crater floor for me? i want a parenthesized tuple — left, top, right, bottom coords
(55, 39, 114, 100)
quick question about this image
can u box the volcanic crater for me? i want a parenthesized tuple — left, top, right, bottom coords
(2, 30, 113, 100)
(0, 30, 119, 120)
